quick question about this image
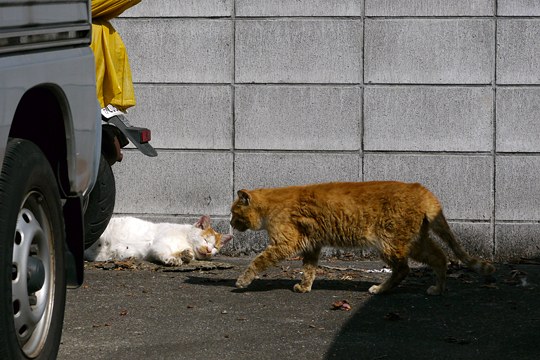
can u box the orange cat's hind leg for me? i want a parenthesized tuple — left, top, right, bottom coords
(369, 255, 410, 295)
(293, 247, 322, 293)
(409, 236, 448, 295)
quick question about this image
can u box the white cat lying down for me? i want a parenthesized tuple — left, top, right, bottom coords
(84, 215, 232, 266)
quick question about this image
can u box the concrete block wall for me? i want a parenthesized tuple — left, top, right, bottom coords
(109, 0, 540, 261)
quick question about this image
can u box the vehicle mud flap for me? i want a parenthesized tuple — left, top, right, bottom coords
(63, 197, 85, 287)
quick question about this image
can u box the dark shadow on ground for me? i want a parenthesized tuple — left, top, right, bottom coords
(324, 262, 540, 360)
(185, 275, 375, 293)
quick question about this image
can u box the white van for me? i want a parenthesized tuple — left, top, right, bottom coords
(0, 1, 100, 358)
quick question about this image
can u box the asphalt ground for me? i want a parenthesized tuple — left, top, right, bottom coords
(58, 256, 540, 360)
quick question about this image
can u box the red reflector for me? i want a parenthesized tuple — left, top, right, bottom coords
(140, 129, 151, 143)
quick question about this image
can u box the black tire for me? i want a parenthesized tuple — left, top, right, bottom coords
(0, 138, 66, 359)
(83, 155, 115, 249)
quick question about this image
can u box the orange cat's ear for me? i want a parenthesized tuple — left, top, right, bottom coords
(194, 215, 211, 229)
(237, 190, 251, 205)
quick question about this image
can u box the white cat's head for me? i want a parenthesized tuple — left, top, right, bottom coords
(191, 215, 233, 260)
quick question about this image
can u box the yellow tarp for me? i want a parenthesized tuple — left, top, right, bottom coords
(90, 0, 141, 111)
(92, 0, 141, 20)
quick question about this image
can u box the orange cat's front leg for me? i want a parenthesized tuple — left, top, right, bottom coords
(236, 244, 291, 288)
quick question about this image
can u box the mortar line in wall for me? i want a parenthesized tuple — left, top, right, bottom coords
(493, 152, 540, 157)
(121, 15, 540, 21)
(272, 15, 540, 20)
(231, 150, 363, 155)
(491, 1, 498, 259)
(120, 16, 362, 20)
(231, 0, 237, 215)
(364, 16, 501, 20)
(231, 150, 493, 156)
(233, 16, 363, 21)
(134, 81, 518, 88)
(133, 83, 365, 87)
(121, 15, 523, 21)
(494, 220, 540, 225)
(363, 83, 494, 87)
(121, 148, 540, 156)
(446, 219, 491, 224)
(118, 16, 234, 20)
(134, 82, 233, 87)
(234, 16, 516, 21)
(360, 0, 366, 182)
(133, 82, 540, 88)
(362, 150, 493, 156)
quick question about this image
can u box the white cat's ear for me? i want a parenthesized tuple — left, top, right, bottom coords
(221, 234, 233, 246)
(194, 215, 211, 229)
(238, 190, 251, 205)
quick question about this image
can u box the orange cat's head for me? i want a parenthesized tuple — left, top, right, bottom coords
(230, 189, 263, 232)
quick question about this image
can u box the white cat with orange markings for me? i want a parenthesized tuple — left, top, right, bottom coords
(84, 215, 232, 266)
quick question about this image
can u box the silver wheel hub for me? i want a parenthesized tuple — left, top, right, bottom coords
(12, 193, 55, 358)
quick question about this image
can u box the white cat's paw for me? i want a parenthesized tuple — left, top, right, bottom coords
(368, 284, 382, 294)
(180, 249, 194, 264)
(163, 257, 184, 267)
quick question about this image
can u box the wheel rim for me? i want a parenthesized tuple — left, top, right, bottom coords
(12, 191, 55, 358)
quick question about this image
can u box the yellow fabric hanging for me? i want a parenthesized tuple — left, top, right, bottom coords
(90, 0, 141, 110)
(92, 0, 141, 20)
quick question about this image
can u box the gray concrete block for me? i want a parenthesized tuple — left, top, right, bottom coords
(236, 0, 362, 17)
(229, 230, 269, 256)
(365, 0, 493, 16)
(498, 0, 540, 16)
(496, 156, 540, 221)
(235, 20, 362, 84)
(496, 223, 540, 261)
(235, 85, 361, 150)
(128, 84, 232, 149)
(364, 86, 493, 152)
(364, 154, 493, 220)
(496, 88, 540, 152)
(113, 150, 233, 215)
(497, 20, 540, 84)
(234, 152, 361, 190)
(112, 19, 232, 83)
(365, 19, 494, 84)
(447, 222, 493, 261)
(120, 0, 233, 17)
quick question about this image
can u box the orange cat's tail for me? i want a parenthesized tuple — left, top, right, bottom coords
(429, 212, 495, 275)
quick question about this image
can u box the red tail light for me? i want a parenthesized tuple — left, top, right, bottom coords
(140, 129, 151, 143)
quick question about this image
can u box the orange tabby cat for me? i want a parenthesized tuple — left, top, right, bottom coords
(230, 181, 495, 295)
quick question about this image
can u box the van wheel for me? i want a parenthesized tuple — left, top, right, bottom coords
(83, 155, 115, 249)
(0, 138, 66, 359)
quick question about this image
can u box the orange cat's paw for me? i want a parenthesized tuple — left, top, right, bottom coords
(368, 285, 382, 294)
(293, 283, 312, 293)
(235, 271, 255, 288)
(426, 285, 443, 296)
